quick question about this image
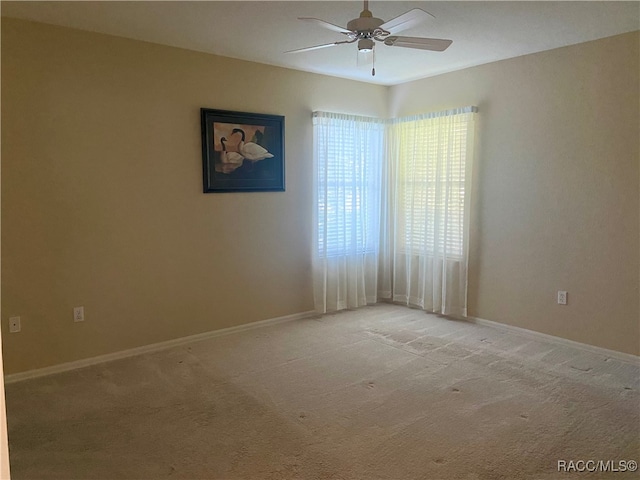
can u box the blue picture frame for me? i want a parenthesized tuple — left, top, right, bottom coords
(201, 108, 285, 193)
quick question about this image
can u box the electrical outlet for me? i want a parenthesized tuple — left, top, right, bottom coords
(9, 316, 21, 333)
(73, 306, 85, 322)
(557, 291, 568, 305)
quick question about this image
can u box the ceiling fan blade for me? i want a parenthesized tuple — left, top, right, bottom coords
(298, 17, 353, 35)
(383, 36, 452, 52)
(379, 9, 434, 35)
(284, 40, 353, 54)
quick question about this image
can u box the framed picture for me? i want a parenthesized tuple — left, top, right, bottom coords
(201, 108, 285, 193)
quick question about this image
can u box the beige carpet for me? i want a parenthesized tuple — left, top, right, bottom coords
(5, 304, 639, 479)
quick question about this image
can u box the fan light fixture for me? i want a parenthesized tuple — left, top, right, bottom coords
(358, 39, 374, 52)
(285, 0, 453, 76)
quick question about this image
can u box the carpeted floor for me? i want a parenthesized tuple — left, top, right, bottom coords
(5, 304, 640, 479)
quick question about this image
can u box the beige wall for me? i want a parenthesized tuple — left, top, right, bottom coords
(0, 18, 387, 374)
(390, 31, 640, 355)
(2, 19, 638, 375)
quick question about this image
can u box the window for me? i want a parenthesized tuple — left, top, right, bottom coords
(312, 107, 476, 315)
(313, 112, 384, 258)
(392, 111, 474, 259)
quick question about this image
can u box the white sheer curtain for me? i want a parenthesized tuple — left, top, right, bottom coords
(313, 107, 476, 316)
(381, 108, 477, 316)
(313, 112, 385, 313)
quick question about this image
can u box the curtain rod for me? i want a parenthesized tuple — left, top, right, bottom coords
(312, 111, 385, 123)
(392, 106, 478, 123)
(313, 106, 478, 123)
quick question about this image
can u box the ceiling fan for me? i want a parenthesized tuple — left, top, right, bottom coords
(285, 0, 452, 76)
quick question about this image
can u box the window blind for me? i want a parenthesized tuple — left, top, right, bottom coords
(313, 112, 385, 258)
(392, 110, 474, 258)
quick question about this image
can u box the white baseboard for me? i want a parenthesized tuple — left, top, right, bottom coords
(467, 316, 639, 365)
(5, 310, 317, 384)
(6, 308, 637, 383)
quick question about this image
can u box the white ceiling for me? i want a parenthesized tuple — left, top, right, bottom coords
(2, 1, 638, 86)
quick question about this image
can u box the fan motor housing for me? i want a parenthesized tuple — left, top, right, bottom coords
(347, 16, 384, 33)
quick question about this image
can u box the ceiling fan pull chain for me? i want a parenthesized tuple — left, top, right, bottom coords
(372, 44, 376, 76)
